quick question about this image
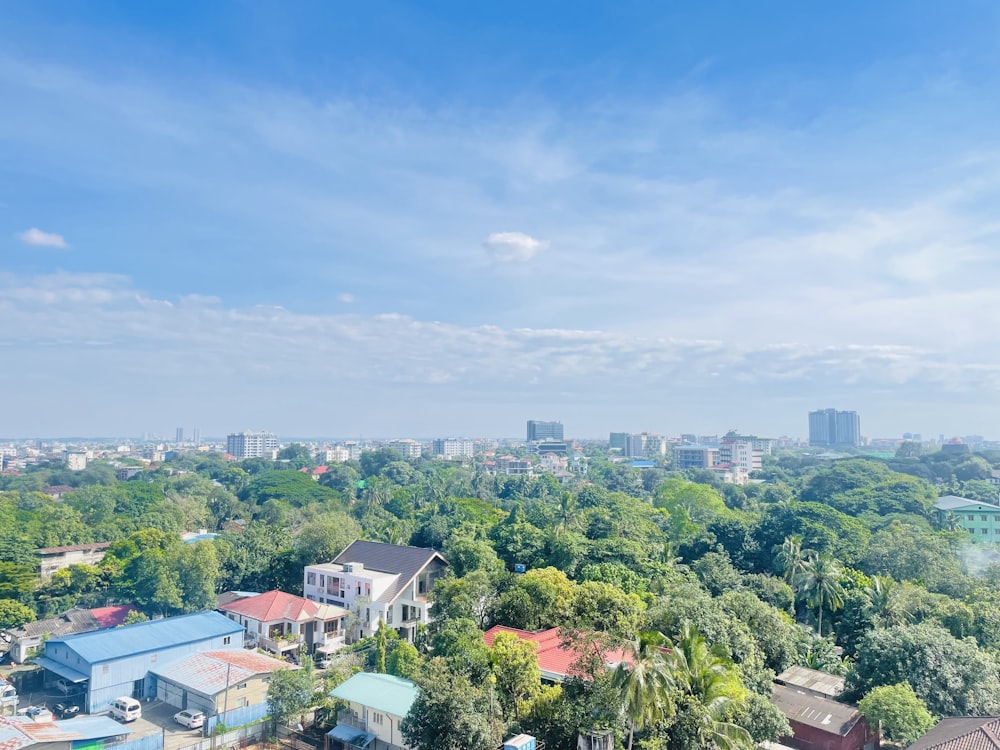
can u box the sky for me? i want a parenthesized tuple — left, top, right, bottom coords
(2, 1, 1000, 440)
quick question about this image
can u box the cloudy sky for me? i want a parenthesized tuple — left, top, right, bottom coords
(2, 1, 1000, 440)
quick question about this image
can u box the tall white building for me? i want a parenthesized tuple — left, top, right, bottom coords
(718, 439, 762, 475)
(431, 438, 474, 459)
(65, 452, 88, 471)
(624, 433, 667, 458)
(226, 431, 279, 460)
(386, 439, 423, 459)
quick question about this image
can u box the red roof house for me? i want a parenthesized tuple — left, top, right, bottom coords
(218, 589, 350, 656)
(483, 625, 633, 682)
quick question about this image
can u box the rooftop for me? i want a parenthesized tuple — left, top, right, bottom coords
(909, 718, 1000, 750)
(774, 666, 845, 699)
(935, 496, 1000, 512)
(770, 684, 862, 737)
(219, 590, 348, 622)
(483, 625, 632, 681)
(151, 650, 293, 696)
(50, 611, 243, 664)
(37, 542, 111, 556)
(331, 672, 418, 718)
(330, 540, 448, 604)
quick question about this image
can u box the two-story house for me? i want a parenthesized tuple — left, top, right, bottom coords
(303, 540, 448, 643)
(218, 590, 350, 657)
(327, 672, 418, 750)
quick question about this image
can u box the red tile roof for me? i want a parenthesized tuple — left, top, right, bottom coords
(219, 590, 320, 622)
(89, 605, 138, 628)
(483, 625, 633, 681)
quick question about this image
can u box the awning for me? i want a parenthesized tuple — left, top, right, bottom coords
(326, 724, 375, 749)
(32, 657, 89, 682)
(315, 643, 341, 655)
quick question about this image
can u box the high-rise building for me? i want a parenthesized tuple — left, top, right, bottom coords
(175, 427, 184, 444)
(808, 409, 861, 447)
(192, 428, 201, 446)
(609, 432, 628, 451)
(386, 439, 423, 459)
(432, 438, 474, 459)
(624, 433, 667, 458)
(226, 431, 279, 459)
(527, 420, 564, 442)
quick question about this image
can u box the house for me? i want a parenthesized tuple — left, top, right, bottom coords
(7, 605, 137, 663)
(775, 666, 845, 700)
(909, 717, 1000, 750)
(218, 589, 350, 656)
(303, 541, 448, 643)
(151, 650, 294, 732)
(771, 684, 879, 750)
(36, 543, 111, 579)
(934, 496, 1000, 542)
(482, 626, 634, 683)
(41, 486, 75, 501)
(34, 611, 243, 713)
(327, 672, 418, 750)
(0, 715, 131, 750)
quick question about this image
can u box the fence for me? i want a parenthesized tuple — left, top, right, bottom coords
(178, 720, 269, 750)
(206, 703, 270, 734)
(110, 733, 164, 750)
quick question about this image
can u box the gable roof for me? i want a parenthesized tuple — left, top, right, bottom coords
(909, 718, 1000, 750)
(935, 496, 1000, 512)
(51, 611, 242, 664)
(775, 666, 845, 699)
(331, 672, 417, 718)
(331, 540, 447, 604)
(218, 590, 347, 623)
(771, 684, 863, 737)
(483, 625, 632, 681)
(88, 605, 138, 629)
(151, 650, 293, 697)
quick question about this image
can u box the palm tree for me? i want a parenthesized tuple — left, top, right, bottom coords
(613, 633, 674, 750)
(799, 554, 845, 636)
(669, 624, 754, 750)
(772, 535, 813, 589)
(866, 575, 911, 628)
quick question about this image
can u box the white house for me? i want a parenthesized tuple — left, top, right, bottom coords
(328, 672, 417, 750)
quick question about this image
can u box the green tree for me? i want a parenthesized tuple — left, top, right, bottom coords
(387, 640, 421, 680)
(772, 535, 812, 588)
(0, 599, 35, 629)
(489, 630, 541, 720)
(613, 634, 674, 750)
(175, 541, 220, 612)
(858, 683, 935, 745)
(799, 555, 845, 636)
(401, 657, 505, 750)
(267, 666, 314, 733)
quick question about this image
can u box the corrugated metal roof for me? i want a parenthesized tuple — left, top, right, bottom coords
(909, 718, 1000, 750)
(0, 718, 31, 750)
(332, 540, 447, 604)
(331, 673, 418, 718)
(770, 684, 861, 737)
(52, 611, 243, 664)
(31, 656, 90, 682)
(17, 716, 131, 742)
(775, 666, 845, 699)
(151, 650, 293, 697)
(935, 496, 1000, 511)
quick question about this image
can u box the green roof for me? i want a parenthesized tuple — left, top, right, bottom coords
(331, 672, 418, 718)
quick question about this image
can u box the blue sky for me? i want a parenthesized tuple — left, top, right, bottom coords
(2, 1, 1000, 439)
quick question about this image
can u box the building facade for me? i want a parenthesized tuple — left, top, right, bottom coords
(527, 420, 564, 442)
(329, 673, 418, 750)
(431, 438, 473, 459)
(672, 445, 719, 470)
(809, 409, 861, 447)
(624, 433, 667, 458)
(385, 440, 423, 459)
(218, 590, 349, 655)
(935, 495, 1000, 542)
(226, 431, 279, 460)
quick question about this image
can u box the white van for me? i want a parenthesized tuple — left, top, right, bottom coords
(109, 697, 142, 723)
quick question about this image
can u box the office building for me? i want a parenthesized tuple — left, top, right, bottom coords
(624, 433, 667, 458)
(609, 432, 628, 452)
(65, 452, 88, 471)
(175, 427, 184, 444)
(527, 420, 564, 442)
(226, 431, 279, 460)
(808, 409, 861, 448)
(673, 445, 719, 470)
(386, 439, 423, 459)
(431, 438, 474, 459)
(718, 439, 763, 475)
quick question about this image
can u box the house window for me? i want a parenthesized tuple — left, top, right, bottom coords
(371, 713, 383, 726)
(320, 574, 325, 587)
(983, 529, 989, 535)
(386, 607, 393, 625)
(103, 665, 109, 674)
(357, 584, 361, 595)
(237, 698, 248, 708)
(237, 683, 248, 690)
(223, 636, 232, 645)
(983, 516, 989, 522)
(968, 515, 976, 521)
(150, 654, 157, 663)
(325, 620, 339, 633)
(307, 572, 316, 585)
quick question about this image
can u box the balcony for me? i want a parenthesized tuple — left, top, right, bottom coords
(336, 709, 367, 732)
(260, 634, 302, 653)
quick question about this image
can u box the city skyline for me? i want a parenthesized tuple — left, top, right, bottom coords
(3, 3, 1000, 436)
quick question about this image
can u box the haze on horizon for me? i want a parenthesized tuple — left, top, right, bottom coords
(2, 2, 1000, 439)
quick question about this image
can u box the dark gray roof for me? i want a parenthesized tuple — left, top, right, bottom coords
(332, 540, 447, 604)
(909, 718, 1000, 750)
(775, 666, 845, 699)
(11, 608, 99, 639)
(771, 684, 861, 737)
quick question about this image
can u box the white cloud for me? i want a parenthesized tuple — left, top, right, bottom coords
(483, 232, 549, 262)
(17, 228, 68, 248)
(337, 292, 355, 303)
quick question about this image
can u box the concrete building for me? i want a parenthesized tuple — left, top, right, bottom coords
(218, 589, 350, 656)
(385, 440, 422, 460)
(672, 444, 719, 470)
(718, 439, 763, 475)
(304, 541, 448, 644)
(64, 453, 87, 471)
(624, 433, 667, 458)
(935, 495, 1000, 542)
(226, 432, 278, 460)
(34, 611, 243, 713)
(809, 409, 861, 448)
(37, 543, 111, 579)
(431, 438, 474, 459)
(329, 673, 418, 750)
(527, 420, 564, 442)
(609, 432, 628, 452)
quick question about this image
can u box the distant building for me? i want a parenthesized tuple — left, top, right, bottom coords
(483, 625, 636, 683)
(624, 433, 666, 458)
(226, 431, 278, 460)
(37, 542, 111, 579)
(65, 452, 87, 471)
(7, 605, 137, 663)
(719, 439, 762, 475)
(431, 438, 474, 459)
(527, 420, 564, 442)
(531, 440, 568, 455)
(385, 439, 423, 460)
(609, 433, 628, 452)
(673, 445, 719, 470)
(175, 427, 184, 444)
(115, 466, 143, 481)
(808, 409, 861, 448)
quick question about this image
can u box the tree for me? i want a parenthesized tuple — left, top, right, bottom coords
(799, 554, 845, 636)
(613, 634, 674, 750)
(0, 599, 34, 629)
(772, 535, 812, 588)
(858, 683, 935, 745)
(387, 640, 421, 680)
(489, 630, 541, 720)
(175, 541, 219, 612)
(267, 666, 314, 733)
(401, 657, 505, 750)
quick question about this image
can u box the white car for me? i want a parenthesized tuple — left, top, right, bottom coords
(173, 710, 205, 729)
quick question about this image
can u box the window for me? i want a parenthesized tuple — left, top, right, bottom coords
(237, 698, 248, 708)
(371, 713, 383, 726)
(983, 516, 989, 522)
(102, 665, 109, 674)
(968, 515, 976, 520)
(320, 574, 325, 587)
(307, 572, 316, 585)
(150, 654, 157, 663)
(223, 636, 232, 645)
(237, 683, 248, 690)
(982, 528, 988, 535)
(386, 607, 393, 625)
(325, 620, 339, 633)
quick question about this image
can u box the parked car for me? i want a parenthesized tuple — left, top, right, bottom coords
(317, 657, 333, 669)
(173, 710, 205, 729)
(17, 706, 54, 722)
(109, 697, 141, 723)
(55, 678, 83, 695)
(53, 703, 80, 720)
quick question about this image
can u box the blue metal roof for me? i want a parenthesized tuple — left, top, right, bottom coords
(331, 673, 418, 718)
(51, 611, 243, 664)
(31, 656, 89, 682)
